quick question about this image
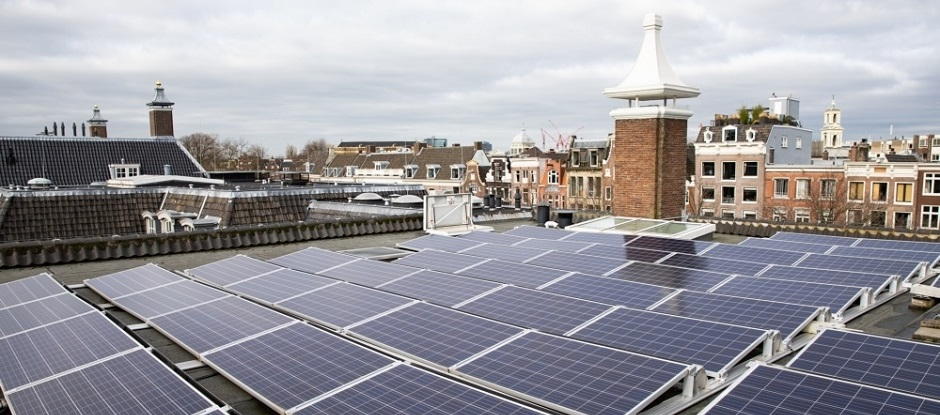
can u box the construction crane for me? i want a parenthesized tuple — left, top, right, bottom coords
(541, 120, 583, 152)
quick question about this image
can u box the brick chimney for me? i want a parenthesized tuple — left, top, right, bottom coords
(147, 81, 175, 137)
(87, 105, 108, 138)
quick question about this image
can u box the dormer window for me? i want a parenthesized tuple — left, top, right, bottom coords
(722, 126, 737, 142)
(781, 136, 788, 148)
(450, 164, 466, 180)
(745, 128, 756, 142)
(571, 150, 580, 166)
(427, 164, 441, 179)
(110, 163, 141, 179)
(703, 128, 714, 143)
(345, 165, 357, 176)
(404, 164, 418, 178)
(373, 161, 389, 170)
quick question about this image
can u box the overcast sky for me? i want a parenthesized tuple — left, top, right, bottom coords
(1, 0, 937, 154)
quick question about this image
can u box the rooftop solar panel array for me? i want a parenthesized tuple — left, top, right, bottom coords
(459, 258, 571, 288)
(711, 276, 866, 316)
(855, 238, 940, 254)
(0, 273, 66, 308)
(112, 279, 227, 319)
(829, 245, 940, 267)
(84, 263, 181, 298)
(459, 243, 545, 263)
(627, 235, 716, 254)
(395, 249, 488, 274)
(607, 261, 734, 291)
(658, 253, 771, 276)
(317, 258, 420, 287)
(738, 237, 835, 254)
(397, 234, 483, 252)
(700, 244, 807, 266)
(525, 251, 629, 275)
(514, 237, 595, 253)
(560, 231, 639, 245)
(227, 268, 337, 304)
(186, 254, 282, 286)
(269, 246, 358, 274)
(376, 269, 501, 307)
(0, 293, 96, 337)
(577, 244, 672, 262)
(457, 230, 530, 245)
(758, 265, 895, 293)
(457, 286, 614, 335)
(540, 273, 677, 309)
(794, 253, 923, 280)
(503, 225, 572, 240)
(277, 283, 416, 329)
(770, 231, 860, 246)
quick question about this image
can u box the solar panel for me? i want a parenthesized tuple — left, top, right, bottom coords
(0, 273, 65, 308)
(540, 273, 676, 309)
(113, 280, 228, 319)
(711, 276, 865, 316)
(855, 238, 940, 254)
(829, 246, 940, 267)
(186, 254, 283, 287)
(85, 263, 183, 298)
(458, 230, 530, 245)
(503, 225, 573, 240)
(788, 329, 940, 399)
(758, 265, 894, 292)
(701, 363, 940, 415)
(795, 253, 922, 280)
(376, 269, 501, 307)
(397, 234, 483, 252)
(296, 364, 546, 415)
(738, 237, 835, 254)
(0, 293, 96, 338)
(150, 296, 295, 354)
(457, 286, 613, 335)
(457, 259, 571, 288)
(570, 307, 770, 375)
(317, 258, 420, 287)
(349, 302, 524, 368)
(276, 283, 415, 328)
(456, 332, 691, 415)
(204, 322, 394, 412)
(459, 243, 545, 263)
(0, 312, 140, 390)
(6, 349, 218, 415)
(626, 235, 716, 254)
(659, 253, 770, 276)
(700, 244, 806, 266)
(526, 251, 628, 275)
(227, 268, 338, 303)
(560, 231, 639, 245)
(577, 244, 672, 263)
(651, 291, 824, 342)
(395, 249, 488, 274)
(269, 247, 358, 274)
(770, 231, 859, 246)
(513, 238, 595, 253)
(607, 261, 733, 291)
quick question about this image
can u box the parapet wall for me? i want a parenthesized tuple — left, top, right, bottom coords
(691, 217, 940, 242)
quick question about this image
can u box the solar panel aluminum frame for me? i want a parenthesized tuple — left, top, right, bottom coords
(793, 254, 927, 284)
(756, 265, 900, 298)
(709, 276, 872, 322)
(449, 335, 708, 415)
(274, 286, 420, 332)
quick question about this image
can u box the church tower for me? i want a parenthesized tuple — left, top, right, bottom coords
(86, 105, 108, 138)
(147, 81, 175, 137)
(603, 14, 699, 219)
(821, 97, 843, 149)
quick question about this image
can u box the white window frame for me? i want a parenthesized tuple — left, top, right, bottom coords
(742, 187, 758, 203)
(702, 187, 716, 201)
(849, 181, 865, 201)
(922, 205, 940, 229)
(722, 126, 737, 142)
(781, 136, 788, 148)
(702, 162, 716, 177)
(796, 179, 810, 199)
(427, 164, 441, 179)
(796, 137, 803, 149)
(795, 209, 810, 223)
(450, 164, 466, 180)
(871, 182, 888, 202)
(547, 170, 559, 184)
(743, 161, 758, 177)
(774, 179, 789, 198)
(896, 182, 913, 203)
(925, 173, 940, 195)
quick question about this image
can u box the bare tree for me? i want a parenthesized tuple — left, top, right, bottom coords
(285, 144, 299, 160)
(243, 144, 268, 170)
(300, 138, 330, 160)
(219, 138, 248, 169)
(179, 133, 221, 170)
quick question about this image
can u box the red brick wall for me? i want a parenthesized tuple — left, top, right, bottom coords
(611, 117, 687, 219)
(149, 110, 174, 137)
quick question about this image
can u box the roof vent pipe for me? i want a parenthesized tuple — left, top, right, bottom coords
(164, 164, 172, 175)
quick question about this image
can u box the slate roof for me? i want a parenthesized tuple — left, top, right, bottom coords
(693, 124, 774, 144)
(885, 154, 919, 163)
(337, 140, 420, 148)
(0, 136, 205, 187)
(410, 146, 481, 180)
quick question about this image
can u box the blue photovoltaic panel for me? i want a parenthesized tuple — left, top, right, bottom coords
(457, 286, 612, 335)
(459, 243, 545, 263)
(395, 249, 488, 274)
(349, 302, 524, 367)
(150, 296, 295, 354)
(513, 238, 595, 253)
(458, 259, 571, 289)
(397, 234, 483, 252)
(377, 270, 501, 307)
(269, 247, 358, 274)
(659, 253, 770, 276)
(0, 293, 96, 338)
(277, 283, 414, 328)
(626, 235, 715, 254)
(204, 323, 394, 412)
(84, 263, 181, 298)
(770, 231, 859, 246)
(651, 290, 823, 341)
(227, 268, 338, 303)
(560, 231, 639, 245)
(701, 363, 940, 415)
(576, 244, 671, 263)
(6, 349, 217, 415)
(0, 312, 139, 390)
(711, 276, 864, 314)
(856, 238, 940, 254)
(571, 307, 768, 374)
(187, 254, 283, 287)
(789, 329, 940, 399)
(504, 225, 573, 240)
(795, 253, 922, 279)
(458, 230, 529, 245)
(296, 364, 545, 415)
(607, 261, 732, 291)
(540, 273, 676, 309)
(317, 258, 419, 287)
(113, 280, 227, 319)
(457, 332, 689, 415)
(0, 274, 64, 308)
(829, 246, 940, 267)
(526, 252, 628, 276)
(759, 265, 893, 293)
(738, 238, 835, 254)
(700, 244, 806, 266)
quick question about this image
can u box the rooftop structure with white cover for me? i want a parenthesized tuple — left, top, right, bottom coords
(509, 127, 536, 156)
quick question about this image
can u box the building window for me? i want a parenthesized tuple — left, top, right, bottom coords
(871, 182, 888, 202)
(821, 179, 836, 199)
(796, 179, 810, 199)
(923, 206, 940, 229)
(605, 186, 612, 200)
(162, 220, 174, 233)
(849, 182, 865, 200)
(701, 209, 714, 218)
(721, 210, 735, 219)
(374, 161, 389, 170)
(795, 209, 810, 223)
(896, 183, 913, 203)
(895, 212, 911, 229)
(743, 211, 756, 220)
(450, 164, 466, 180)
(772, 208, 788, 222)
(704, 130, 714, 143)
(848, 209, 864, 225)
(427, 165, 441, 179)
(702, 187, 716, 201)
(781, 136, 788, 148)
(796, 137, 803, 149)
(571, 150, 580, 167)
(404, 165, 418, 179)
(589, 150, 599, 166)
(721, 186, 735, 204)
(145, 217, 156, 234)
(745, 129, 756, 142)
(702, 162, 716, 177)
(345, 166, 357, 176)
(774, 179, 789, 198)
(743, 162, 758, 177)
(742, 187, 757, 202)
(871, 211, 886, 227)
(925, 173, 940, 195)
(722, 126, 737, 142)
(722, 162, 736, 180)
(548, 170, 559, 184)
